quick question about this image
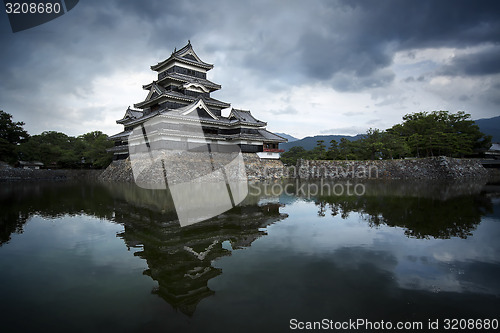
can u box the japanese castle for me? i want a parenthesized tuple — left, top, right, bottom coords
(109, 41, 286, 160)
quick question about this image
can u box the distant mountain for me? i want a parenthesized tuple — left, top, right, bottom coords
(475, 116, 500, 142)
(275, 133, 299, 142)
(280, 134, 363, 151)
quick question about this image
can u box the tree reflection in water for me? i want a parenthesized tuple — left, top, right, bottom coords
(304, 180, 493, 239)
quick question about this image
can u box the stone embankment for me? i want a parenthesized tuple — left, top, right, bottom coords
(242, 153, 285, 180)
(98, 153, 285, 183)
(98, 155, 489, 183)
(99, 158, 135, 182)
(0, 153, 491, 182)
(295, 156, 489, 180)
(3, 156, 489, 183)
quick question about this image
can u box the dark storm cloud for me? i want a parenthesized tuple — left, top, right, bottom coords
(226, 0, 500, 92)
(330, 69, 395, 92)
(292, 0, 500, 89)
(3, 0, 499, 90)
(440, 45, 500, 76)
(337, 0, 500, 49)
(0, 0, 194, 134)
(0, 0, 197, 84)
(1, 0, 499, 135)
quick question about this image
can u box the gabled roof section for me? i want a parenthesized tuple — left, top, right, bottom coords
(151, 41, 214, 72)
(117, 107, 143, 124)
(488, 143, 500, 152)
(144, 82, 164, 101)
(170, 99, 220, 120)
(108, 130, 132, 140)
(229, 109, 266, 126)
(183, 82, 210, 93)
(201, 96, 230, 109)
(257, 129, 288, 143)
(176, 41, 205, 63)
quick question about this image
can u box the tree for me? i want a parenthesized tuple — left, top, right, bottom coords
(18, 130, 113, 169)
(388, 111, 491, 157)
(77, 131, 113, 168)
(338, 138, 358, 160)
(0, 110, 29, 164)
(312, 140, 326, 159)
(360, 128, 385, 160)
(326, 139, 339, 160)
(380, 131, 410, 159)
(18, 131, 78, 168)
(280, 146, 308, 165)
(279, 110, 490, 164)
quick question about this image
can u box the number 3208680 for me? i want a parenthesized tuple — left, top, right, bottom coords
(443, 318, 498, 330)
(5, 2, 61, 14)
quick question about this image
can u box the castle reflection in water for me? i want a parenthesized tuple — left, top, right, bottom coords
(0, 179, 496, 316)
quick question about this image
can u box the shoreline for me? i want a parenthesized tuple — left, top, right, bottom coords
(0, 162, 103, 182)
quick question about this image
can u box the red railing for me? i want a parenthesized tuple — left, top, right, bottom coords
(263, 148, 285, 153)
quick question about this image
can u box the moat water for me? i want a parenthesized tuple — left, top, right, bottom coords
(0, 180, 499, 332)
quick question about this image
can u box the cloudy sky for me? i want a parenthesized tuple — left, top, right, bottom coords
(1, 0, 499, 139)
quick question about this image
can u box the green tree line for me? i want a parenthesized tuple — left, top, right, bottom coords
(0, 110, 113, 168)
(281, 111, 492, 165)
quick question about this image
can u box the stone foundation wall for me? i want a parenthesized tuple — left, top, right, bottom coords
(99, 152, 285, 183)
(4, 155, 487, 183)
(99, 154, 489, 183)
(294, 156, 488, 180)
(99, 158, 135, 182)
(242, 153, 285, 180)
